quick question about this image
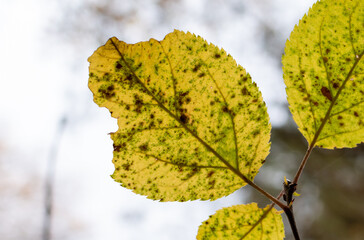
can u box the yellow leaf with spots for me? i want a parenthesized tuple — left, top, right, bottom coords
(197, 203, 284, 240)
(88, 30, 271, 201)
(283, 0, 364, 149)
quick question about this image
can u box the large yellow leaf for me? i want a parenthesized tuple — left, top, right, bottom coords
(282, 0, 363, 149)
(88, 30, 271, 201)
(197, 203, 284, 240)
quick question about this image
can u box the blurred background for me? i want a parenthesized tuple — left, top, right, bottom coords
(1, 0, 363, 239)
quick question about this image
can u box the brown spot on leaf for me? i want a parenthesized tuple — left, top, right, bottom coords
(333, 82, 339, 89)
(222, 106, 229, 113)
(98, 84, 115, 99)
(126, 74, 133, 81)
(180, 114, 189, 124)
(354, 112, 359, 117)
(208, 179, 216, 189)
(241, 87, 249, 96)
(122, 163, 131, 171)
(207, 171, 215, 178)
(116, 62, 122, 70)
(113, 143, 121, 152)
(321, 87, 332, 101)
(139, 143, 148, 151)
(192, 63, 201, 72)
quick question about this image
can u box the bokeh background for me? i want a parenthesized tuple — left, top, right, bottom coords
(1, 0, 363, 239)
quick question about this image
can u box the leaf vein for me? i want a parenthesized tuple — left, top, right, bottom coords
(330, 99, 364, 117)
(317, 127, 363, 142)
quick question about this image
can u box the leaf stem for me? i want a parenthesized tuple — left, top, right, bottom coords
(292, 144, 314, 185)
(230, 168, 287, 210)
(284, 208, 300, 240)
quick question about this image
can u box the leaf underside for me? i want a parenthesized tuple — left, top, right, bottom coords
(88, 30, 271, 201)
(197, 203, 285, 240)
(283, 0, 364, 149)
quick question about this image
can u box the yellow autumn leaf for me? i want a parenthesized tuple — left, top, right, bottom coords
(197, 203, 285, 240)
(282, 0, 364, 149)
(88, 30, 271, 201)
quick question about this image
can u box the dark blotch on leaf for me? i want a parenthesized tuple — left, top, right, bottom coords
(192, 63, 201, 72)
(207, 171, 215, 178)
(320, 87, 332, 101)
(126, 74, 133, 81)
(122, 163, 131, 171)
(241, 87, 250, 96)
(354, 112, 359, 117)
(214, 53, 221, 59)
(139, 143, 148, 151)
(222, 106, 229, 113)
(116, 62, 122, 70)
(98, 84, 115, 99)
(180, 114, 189, 124)
(113, 143, 121, 152)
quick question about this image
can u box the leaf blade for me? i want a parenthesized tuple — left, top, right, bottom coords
(197, 203, 285, 240)
(88, 30, 271, 201)
(282, 0, 364, 149)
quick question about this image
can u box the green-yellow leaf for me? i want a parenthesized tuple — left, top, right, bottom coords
(197, 203, 285, 240)
(282, 0, 363, 149)
(88, 30, 271, 201)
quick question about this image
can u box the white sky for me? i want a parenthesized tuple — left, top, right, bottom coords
(0, 0, 316, 239)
